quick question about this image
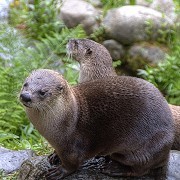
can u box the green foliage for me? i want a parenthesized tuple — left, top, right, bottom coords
(138, 33, 180, 105)
(25, 0, 65, 39)
(9, 0, 65, 39)
(101, 0, 137, 14)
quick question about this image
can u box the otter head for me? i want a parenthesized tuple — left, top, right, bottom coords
(67, 38, 113, 66)
(19, 69, 67, 110)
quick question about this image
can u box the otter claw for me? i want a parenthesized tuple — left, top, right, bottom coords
(45, 166, 73, 180)
(48, 151, 61, 166)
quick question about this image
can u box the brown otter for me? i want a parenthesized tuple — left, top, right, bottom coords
(67, 38, 180, 150)
(67, 38, 116, 83)
(169, 104, 180, 150)
(20, 69, 174, 179)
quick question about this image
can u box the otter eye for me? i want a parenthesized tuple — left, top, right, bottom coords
(86, 48, 92, 55)
(38, 90, 47, 96)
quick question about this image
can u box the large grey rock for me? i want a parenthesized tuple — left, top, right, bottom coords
(102, 39, 125, 60)
(127, 42, 167, 71)
(103, 5, 174, 45)
(18, 151, 180, 180)
(0, 147, 34, 174)
(0, 0, 13, 20)
(136, 0, 176, 22)
(168, 150, 180, 179)
(59, 0, 100, 35)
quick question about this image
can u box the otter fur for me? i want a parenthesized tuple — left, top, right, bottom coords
(169, 104, 180, 150)
(20, 69, 174, 179)
(67, 38, 180, 150)
(67, 38, 116, 83)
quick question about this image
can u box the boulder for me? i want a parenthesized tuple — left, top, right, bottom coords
(127, 42, 168, 71)
(137, 0, 176, 22)
(0, 0, 13, 20)
(103, 5, 174, 45)
(102, 39, 125, 60)
(0, 147, 34, 174)
(59, 0, 100, 35)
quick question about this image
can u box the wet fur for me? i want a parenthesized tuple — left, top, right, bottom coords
(20, 69, 174, 179)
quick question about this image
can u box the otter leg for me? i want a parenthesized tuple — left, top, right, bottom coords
(45, 165, 76, 180)
(102, 152, 168, 178)
(45, 152, 81, 179)
(101, 159, 136, 177)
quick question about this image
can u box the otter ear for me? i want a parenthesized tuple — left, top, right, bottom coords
(86, 48, 92, 55)
(56, 85, 63, 91)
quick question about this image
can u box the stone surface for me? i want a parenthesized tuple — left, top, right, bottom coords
(150, 0, 176, 22)
(103, 5, 174, 45)
(137, 0, 176, 22)
(0, 0, 13, 20)
(59, 0, 100, 35)
(127, 42, 167, 71)
(0, 147, 34, 174)
(102, 39, 125, 60)
(18, 151, 180, 180)
(168, 150, 180, 179)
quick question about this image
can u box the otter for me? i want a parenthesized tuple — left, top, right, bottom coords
(169, 104, 180, 150)
(67, 38, 116, 83)
(20, 69, 174, 179)
(67, 38, 180, 150)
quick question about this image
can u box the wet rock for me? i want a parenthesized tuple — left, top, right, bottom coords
(0, 147, 34, 174)
(103, 5, 174, 45)
(102, 40, 125, 60)
(127, 42, 167, 71)
(18, 151, 180, 180)
(59, 0, 100, 35)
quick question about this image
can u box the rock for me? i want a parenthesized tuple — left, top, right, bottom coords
(103, 5, 174, 45)
(136, 0, 176, 22)
(102, 40, 125, 60)
(168, 150, 180, 179)
(18, 151, 180, 180)
(150, 0, 176, 22)
(18, 156, 51, 180)
(59, 0, 100, 35)
(0, 147, 34, 174)
(127, 42, 167, 71)
(0, 0, 13, 21)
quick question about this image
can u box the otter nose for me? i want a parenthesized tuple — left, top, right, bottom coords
(20, 93, 31, 102)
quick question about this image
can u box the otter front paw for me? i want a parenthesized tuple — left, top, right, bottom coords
(48, 151, 61, 166)
(45, 166, 74, 180)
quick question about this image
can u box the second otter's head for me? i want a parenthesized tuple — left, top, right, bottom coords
(19, 69, 68, 109)
(67, 38, 113, 66)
